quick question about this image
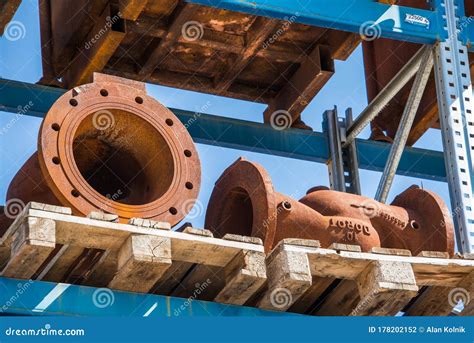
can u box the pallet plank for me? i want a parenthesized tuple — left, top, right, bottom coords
(171, 264, 224, 301)
(456, 271, 474, 316)
(370, 247, 412, 256)
(84, 250, 119, 287)
(152, 261, 195, 295)
(404, 286, 453, 316)
(39, 245, 84, 282)
(289, 276, 336, 314)
(312, 280, 360, 316)
(18, 208, 262, 267)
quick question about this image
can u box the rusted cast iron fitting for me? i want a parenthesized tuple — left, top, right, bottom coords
(205, 158, 454, 256)
(2, 73, 200, 228)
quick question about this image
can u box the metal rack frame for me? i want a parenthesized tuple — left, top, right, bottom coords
(0, 276, 285, 316)
(188, 0, 474, 49)
(433, 0, 474, 253)
(0, 0, 473, 315)
(185, 0, 474, 253)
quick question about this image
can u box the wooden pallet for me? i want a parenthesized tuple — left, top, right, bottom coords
(255, 240, 474, 316)
(0, 202, 267, 307)
(1, 202, 473, 316)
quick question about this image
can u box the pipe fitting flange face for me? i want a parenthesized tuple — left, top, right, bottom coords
(205, 157, 278, 252)
(38, 75, 201, 225)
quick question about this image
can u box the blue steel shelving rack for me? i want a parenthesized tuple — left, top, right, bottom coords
(0, 277, 286, 317)
(0, 0, 473, 315)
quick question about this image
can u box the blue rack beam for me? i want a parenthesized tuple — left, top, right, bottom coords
(187, 0, 474, 51)
(0, 78, 446, 181)
(0, 277, 284, 316)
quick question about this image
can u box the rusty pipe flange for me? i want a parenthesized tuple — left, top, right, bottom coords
(37, 73, 200, 225)
(205, 157, 278, 251)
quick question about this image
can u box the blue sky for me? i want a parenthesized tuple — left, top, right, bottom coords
(0, 1, 449, 229)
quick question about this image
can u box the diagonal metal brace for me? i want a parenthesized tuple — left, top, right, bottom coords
(375, 46, 434, 203)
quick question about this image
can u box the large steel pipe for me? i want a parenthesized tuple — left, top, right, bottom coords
(206, 158, 454, 256)
(1, 73, 201, 231)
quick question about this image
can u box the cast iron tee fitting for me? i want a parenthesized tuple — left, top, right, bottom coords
(205, 158, 455, 256)
(0, 73, 201, 232)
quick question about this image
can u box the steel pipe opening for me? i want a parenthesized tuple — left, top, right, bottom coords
(72, 108, 175, 205)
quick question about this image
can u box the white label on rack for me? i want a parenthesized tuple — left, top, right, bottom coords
(405, 14, 430, 28)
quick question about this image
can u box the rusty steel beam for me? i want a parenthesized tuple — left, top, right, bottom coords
(138, 3, 198, 76)
(105, 67, 277, 103)
(206, 158, 455, 256)
(263, 45, 334, 128)
(119, 0, 149, 20)
(214, 16, 280, 91)
(65, 5, 126, 87)
(38, 0, 57, 86)
(0, 0, 21, 36)
(126, 16, 306, 64)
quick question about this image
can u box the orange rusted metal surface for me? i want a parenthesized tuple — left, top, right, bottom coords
(0, 0, 21, 36)
(38, 0, 360, 129)
(206, 158, 454, 256)
(365, 0, 474, 145)
(1, 73, 200, 231)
